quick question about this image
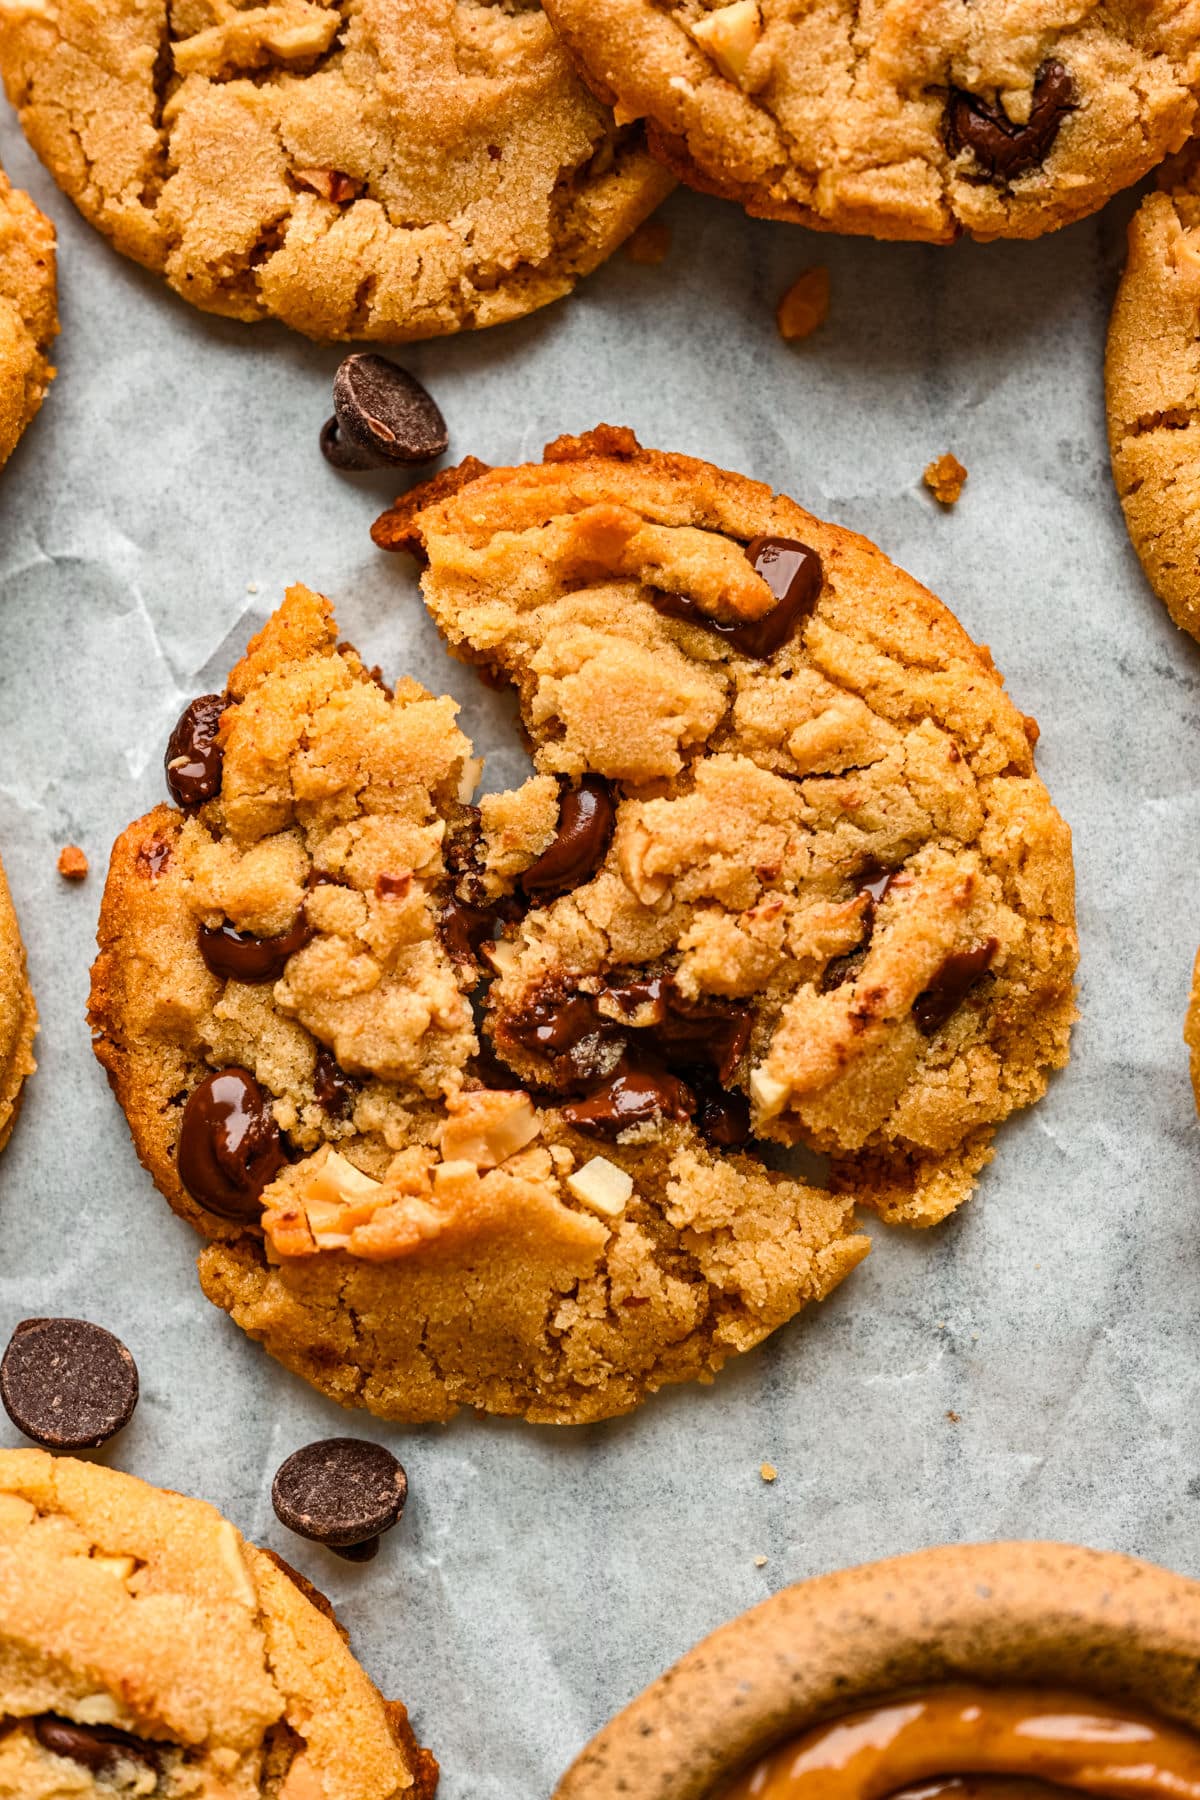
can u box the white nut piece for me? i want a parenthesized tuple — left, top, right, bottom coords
(691, 1, 762, 86)
(749, 1065, 790, 1119)
(566, 1156, 633, 1219)
(439, 1090, 540, 1168)
(302, 1148, 382, 1206)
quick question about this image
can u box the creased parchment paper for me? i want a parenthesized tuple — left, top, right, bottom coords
(2, 102, 1197, 1800)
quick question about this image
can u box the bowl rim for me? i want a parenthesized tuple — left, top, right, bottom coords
(551, 1541, 1200, 1800)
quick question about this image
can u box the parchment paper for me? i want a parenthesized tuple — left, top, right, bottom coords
(2, 100, 1197, 1799)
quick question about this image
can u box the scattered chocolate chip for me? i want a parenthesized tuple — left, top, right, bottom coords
(945, 60, 1074, 182)
(651, 536, 823, 660)
(272, 1437, 407, 1561)
(1, 1318, 139, 1450)
(165, 694, 225, 810)
(197, 914, 311, 984)
(326, 353, 448, 469)
(176, 1067, 287, 1221)
(561, 1060, 695, 1137)
(32, 1717, 160, 1776)
(521, 777, 616, 899)
(437, 894, 497, 965)
(313, 1046, 357, 1119)
(913, 938, 999, 1036)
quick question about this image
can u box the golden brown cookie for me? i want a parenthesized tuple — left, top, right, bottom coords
(1107, 141, 1200, 640)
(0, 1, 672, 342)
(541, 0, 1200, 243)
(0, 164, 56, 467)
(0, 850, 37, 1153)
(0, 1447, 436, 1798)
(90, 584, 867, 1426)
(374, 427, 1078, 1229)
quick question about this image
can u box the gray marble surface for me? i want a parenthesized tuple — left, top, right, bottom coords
(1, 99, 1196, 1800)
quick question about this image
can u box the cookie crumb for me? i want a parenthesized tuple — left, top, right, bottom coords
(624, 219, 671, 265)
(57, 845, 88, 880)
(946, 1409, 960, 1423)
(776, 267, 830, 342)
(754, 1554, 768, 1567)
(923, 453, 968, 505)
(760, 1461, 777, 1483)
(246, 581, 259, 594)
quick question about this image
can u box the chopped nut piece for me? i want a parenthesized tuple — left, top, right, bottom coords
(439, 1089, 540, 1168)
(754, 1554, 768, 1568)
(760, 1461, 777, 1483)
(293, 167, 362, 204)
(566, 1156, 633, 1218)
(433, 1159, 478, 1194)
(749, 1066, 790, 1117)
(776, 267, 830, 342)
(924, 453, 968, 505)
(301, 1149, 382, 1208)
(457, 756, 484, 802)
(57, 844, 88, 880)
(90, 1553, 137, 1580)
(624, 219, 672, 265)
(691, 1, 762, 86)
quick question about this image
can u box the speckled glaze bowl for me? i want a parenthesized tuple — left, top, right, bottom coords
(552, 1543, 1200, 1800)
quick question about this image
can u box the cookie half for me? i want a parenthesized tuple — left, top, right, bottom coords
(374, 427, 1078, 1228)
(542, 0, 1200, 243)
(0, 1447, 436, 1797)
(90, 585, 867, 1425)
(0, 165, 56, 466)
(0, 850, 36, 1153)
(0, 2, 672, 341)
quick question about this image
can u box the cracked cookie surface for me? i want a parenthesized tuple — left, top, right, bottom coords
(0, 1, 672, 341)
(1107, 141, 1200, 641)
(0, 165, 56, 466)
(0, 849, 37, 1155)
(0, 1447, 436, 1798)
(374, 426, 1078, 1229)
(90, 583, 867, 1425)
(541, 0, 1200, 243)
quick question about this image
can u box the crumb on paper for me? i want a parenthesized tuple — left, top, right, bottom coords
(760, 1461, 777, 1483)
(625, 219, 671, 266)
(923, 453, 968, 505)
(946, 1410, 960, 1423)
(776, 267, 830, 343)
(754, 1554, 768, 1568)
(57, 845, 88, 881)
(246, 581, 259, 594)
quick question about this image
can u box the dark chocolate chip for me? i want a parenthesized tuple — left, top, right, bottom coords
(857, 862, 898, 905)
(692, 1073, 752, 1148)
(272, 1437, 407, 1554)
(820, 947, 869, 994)
(164, 694, 225, 810)
(33, 1716, 160, 1775)
(561, 1061, 695, 1136)
(197, 914, 311, 984)
(176, 1066, 287, 1221)
(330, 354, 448, 468)
(1, 1319, 138, 1450)
(313, 1046, 357, 1119)
(650, 537, 823, 660)
(521, 776, 616, 899)
(945, 60, 1075, 182)
(646, 991, 752, 1085)
(505, 990, 612, 1080)
(319, 415, 376, 471)
(135, 838, 172, 879)
(437, 895, 497, 965)
(913, 938, 999, 1036)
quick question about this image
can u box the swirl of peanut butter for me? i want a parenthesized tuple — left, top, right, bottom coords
(719, 1686, 1200, 1800)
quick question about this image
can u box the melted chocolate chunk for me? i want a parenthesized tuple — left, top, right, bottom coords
(272, 1437, 407, 1559)
(1, 1318, 139, 1450)
(651, 537, 823, 660)
(522, 777, 616, 898)
(197, 914, 311, 984)
(913, 938, 999, 1036)
(319, 414, 375, 471)
(437, 895, 497, 965)
(33, 1717, 160, 1776)
(164, 694, 225, 810)
(647, 993, 752, 1084)
(330, 353, 448, 468)
(945, 61, 1075, 182)
(176, 1067, 287, 1220)
(135, 838, 171, 879)
(691, 1072, 752, 1148)
(313, 1046, 357, 1119)
(561, 1061, 696, 1136)
(820, 947, 870, 994)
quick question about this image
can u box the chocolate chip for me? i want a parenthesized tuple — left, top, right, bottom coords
(437, 894, 497, 965)
(165, 694, 225, 809)
(651, 537, 823, 660)
(561, 1060, 696, 1136)
(646, 991, 752, 1084)
(820, 947, 869, 994)
(1, 1319, 139, 1450)
(176, 1066, 287, 1221)
(135, 837, 171, 879)
(32, 1717, 159, 1776)
(945, 61, 1075, 182)
(691, 1072, 752, 1148)
(521, 777, 616, 899)
(327, 354, 448, 469)
(913, 938, 999, 1036)
(272, 1437, 407, 1560)
(197, 914, 311, 984)
(313, 1046, 357, 1119)
(505, 989, 614, 1082)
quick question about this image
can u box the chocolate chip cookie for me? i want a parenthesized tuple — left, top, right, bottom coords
(90, 585, 867, 1425)
(0, 1448, 436, 1797)
(0, 1, 672, 342)
(373, 427, 1078, 1229)
(0, 851, 37, 1153)
(541, 1, 1200, 242)
(0, 165, 56, 466)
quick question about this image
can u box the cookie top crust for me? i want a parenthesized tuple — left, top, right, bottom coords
(541, 0, 1200, 243)
(0, 165, 56, 466)
(375, 427, 1078, 1229)
(90, 583, 867, 1426)
(0, 1448, 436, 1798)
(1107, 142, 1200, 641)
(0, 850, 37, 1154)
(0, 1, 672, 341)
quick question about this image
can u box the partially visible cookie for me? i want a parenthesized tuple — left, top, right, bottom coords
(0, 1447, 436, 1797)
(0, 850, 36, 1153)
(1107, 142, 1200, 640)
(542, 0, 1200, 243)
(1185, 948, 1200, 1108)
(0, 165, 56, 466)
(0, 1, 672, 341)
